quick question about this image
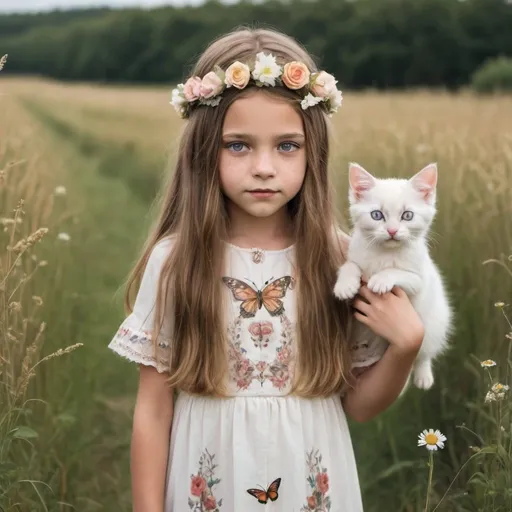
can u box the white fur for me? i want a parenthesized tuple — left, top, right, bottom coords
(334, 162, 453, 391)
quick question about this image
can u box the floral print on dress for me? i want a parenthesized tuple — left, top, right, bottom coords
(188, 449, 223, 511)
(248, 320, 274, 348)
(267, 314, 294, 390)
(227, 315, 295, 391)
(301, 449, 332, 512)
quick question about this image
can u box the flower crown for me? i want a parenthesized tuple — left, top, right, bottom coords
(170, 52, 343, 119)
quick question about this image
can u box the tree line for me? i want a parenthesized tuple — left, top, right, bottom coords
(1, 0, 511, 89)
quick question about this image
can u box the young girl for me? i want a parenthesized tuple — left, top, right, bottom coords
(108, 27, 425, 512)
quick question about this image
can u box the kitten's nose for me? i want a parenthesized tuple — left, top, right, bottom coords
(387, 228, 398, 236)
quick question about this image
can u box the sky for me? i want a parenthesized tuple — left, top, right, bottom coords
(0, 0, 238, 14)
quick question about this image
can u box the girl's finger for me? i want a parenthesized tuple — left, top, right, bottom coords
(391, 286, 406, 297)
(353, 311, 370, 326)
(353, 298, 371, 315)
(357, 284, 374, 302)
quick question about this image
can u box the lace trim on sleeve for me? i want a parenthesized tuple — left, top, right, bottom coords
(108, 324, 171, 374)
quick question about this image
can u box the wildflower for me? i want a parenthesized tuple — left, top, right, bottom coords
(252, 52, 282, 86)
(494, 302, 505, 308)
(480, 359, 497, 368)
(418, 429, 447, 451)
(57, 232, 71, 242)
(506, 332, 512, 340)
(485, 391, 497, 403)
(0, 54, 7, 71)
(54, 186, 67, 196)
(301, 93, 323, 110)
(491, 383, 509, 394)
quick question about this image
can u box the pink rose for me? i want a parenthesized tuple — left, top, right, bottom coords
(260, 321, 273, 336)
(270, 376, 288, 390)
(248, 322, 262, 337)
(203, 495, 217, 510)
(307, 495, 317, 509)
(225, 61, 251, 89)
(237, 378, 249, 389)
(316, 472, 329, 494)
(249, 321, 274, 337)
(200, 71, 223, 99)
(190, 475, 207, 497)
(183, 76, 202, 101)
(282, 61, 310, 90)
(311, 71, 337, 98)
(256, 361, 267, 372)
(277, 347, 290, 362)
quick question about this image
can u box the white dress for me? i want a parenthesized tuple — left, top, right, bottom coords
(108, 238, 387, 512)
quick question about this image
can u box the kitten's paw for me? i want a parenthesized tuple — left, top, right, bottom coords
(333, 267, 361, 300)
(413, 367, 434, 390)
(367, 273, 396, 295)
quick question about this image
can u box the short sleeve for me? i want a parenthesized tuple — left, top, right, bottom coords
(108, 238, 174, 373)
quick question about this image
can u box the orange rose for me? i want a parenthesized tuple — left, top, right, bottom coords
(282, 61, 310, 90)
(203, 495, 217, 510)
(307, 495, 317, 508)
(225, 61, 251, 89)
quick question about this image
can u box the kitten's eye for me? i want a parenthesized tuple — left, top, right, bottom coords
(402, 211, 414, 221)
(370, 210, 384, 221)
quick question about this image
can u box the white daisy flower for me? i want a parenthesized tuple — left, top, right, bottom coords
(54, 186, 67, 196)
(417, 429, 447, 451)
(301, 93, 323, 110)
(485, 391, 497, 403)
(170, 84, 187, 114)
(252, 52, 282, 86)
(491, 383, 509, 394)
(480, 359, 497, 368)
(57, 232, 71, 242)
(494, 302, 505, 308)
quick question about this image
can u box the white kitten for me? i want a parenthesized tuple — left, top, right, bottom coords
(334, 162, 453, 390)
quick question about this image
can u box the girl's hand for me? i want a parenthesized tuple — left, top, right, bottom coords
(352, 284, 425, 355)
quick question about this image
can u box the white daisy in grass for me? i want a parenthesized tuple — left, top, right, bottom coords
(480, 359, 497, 368)
(418, 429, 447, 451)
(57, 232, 71, 242)
(491, 383, 509, 394)
(252, 52, 282, 86)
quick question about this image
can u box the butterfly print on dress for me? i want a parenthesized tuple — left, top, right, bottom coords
(247, 477, 281, 504)
(222, 276, 293, 318)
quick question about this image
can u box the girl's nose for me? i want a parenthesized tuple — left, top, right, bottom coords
(253, 152, 276, 178)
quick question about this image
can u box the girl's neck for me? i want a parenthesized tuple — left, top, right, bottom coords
(226, 206, 294, 251)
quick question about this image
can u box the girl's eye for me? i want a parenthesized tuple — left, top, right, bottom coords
(279, 142, 300, 152)
(370, 210, 384, 221)
(226, 142, 248, 152)
(402, 211, 414, 221)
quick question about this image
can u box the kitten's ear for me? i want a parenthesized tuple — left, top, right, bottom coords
(348, 163, 376, 200)
(410, 163, 438, 201)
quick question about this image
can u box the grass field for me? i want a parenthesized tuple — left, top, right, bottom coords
(1, 75, 511, 512)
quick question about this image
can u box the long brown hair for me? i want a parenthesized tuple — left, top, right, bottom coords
(124, 27, 354, 397)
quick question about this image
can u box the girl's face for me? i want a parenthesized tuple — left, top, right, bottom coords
(219, 91, 306, 226)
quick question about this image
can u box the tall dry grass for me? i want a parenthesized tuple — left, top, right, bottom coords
(0, 75, 510, 510)
(0, 59, 82, 510)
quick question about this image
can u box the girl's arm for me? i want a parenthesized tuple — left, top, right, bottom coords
(342, 284, 424, 423)
(131, 366, 174, 512)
